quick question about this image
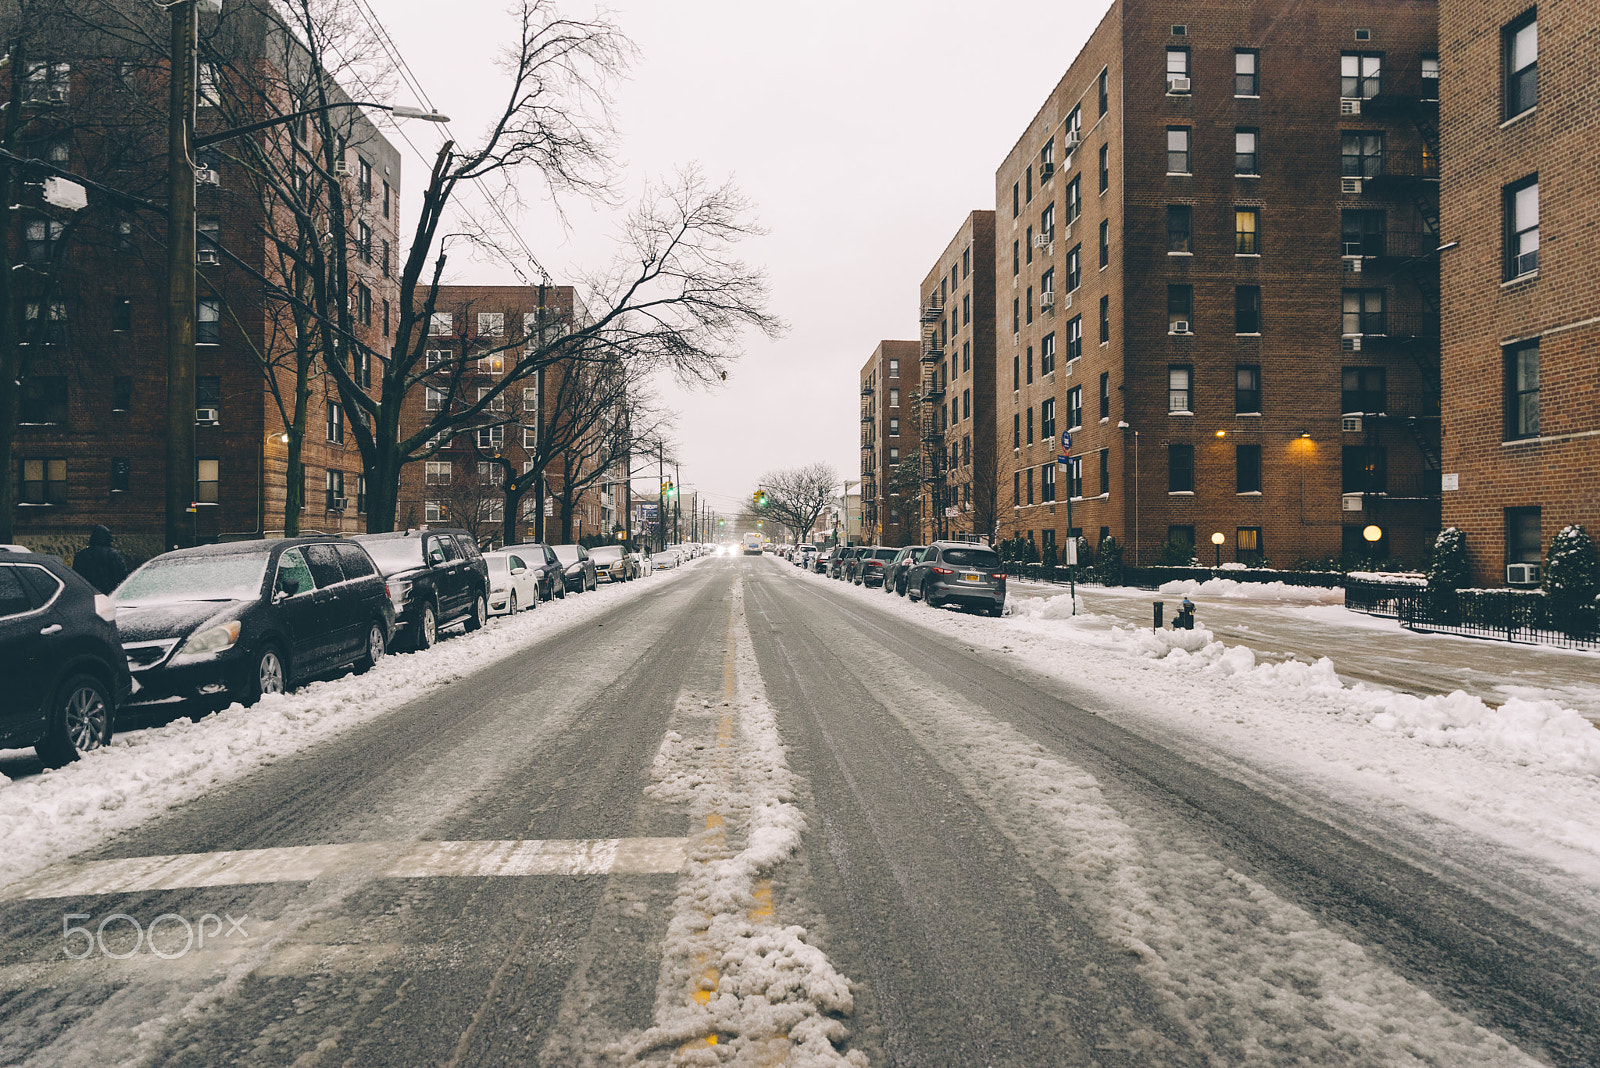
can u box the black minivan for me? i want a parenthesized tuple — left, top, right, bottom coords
(115, 538, 394, 707)
(351, 529, 489, 651)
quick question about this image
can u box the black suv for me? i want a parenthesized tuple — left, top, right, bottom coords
(0, 551, 130, 765)
(905, 541, 1008, 616)
(829, 546, 858, 580)
(352, 529, 489, 651)
(115, 538, 394, 707)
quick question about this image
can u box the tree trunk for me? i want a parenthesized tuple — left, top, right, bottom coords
(0, 36, 23, 545)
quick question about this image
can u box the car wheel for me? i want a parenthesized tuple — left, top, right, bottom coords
(509, 591, 519, 614)
(237, 644, 287, 706)
(586, 573, 596, 593)
(355, 620, 386, 673)
(557, 580, 567, 600)
(922, 580, 938, 607)
(416, 602, 439, 650)
(36, 672, 112, 767)
(465, 593, 487, 632)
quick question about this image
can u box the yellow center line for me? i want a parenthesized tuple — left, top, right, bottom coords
(749, 878, 774, 922)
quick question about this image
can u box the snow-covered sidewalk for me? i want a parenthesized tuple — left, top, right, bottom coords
(0, 560, 706, 893)
(789, 562, 1600, 908)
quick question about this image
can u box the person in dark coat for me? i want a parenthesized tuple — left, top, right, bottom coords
(72, 525, 128, 594)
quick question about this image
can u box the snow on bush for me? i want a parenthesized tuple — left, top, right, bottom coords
(1544, 524, 1599, 613)
(1156, 577, 1344, 604)
(1428, 526, 1471, 591)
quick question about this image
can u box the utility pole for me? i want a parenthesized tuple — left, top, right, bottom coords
(165, 0, 199, 550)
(673, 463, 681, 544)
(657, 442, 665, 552)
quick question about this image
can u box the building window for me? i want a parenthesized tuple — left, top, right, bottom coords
(1168, 444, 1194, 493)
(1505, 11, 1538, 117)
(1236, 444, 1262, 493)
(195, 376, 220, 422)
(1098, 219, 1109, 268)
(1098, 297, 1111, 346)
(23, 219, 63, 263)
(425, 500, 445, 523)
(1236, 365, 1261, 413)
(1100, 372, 1111, 419)
(1235, 129, 1258, 175)
(1167, 47, 1191, 92)
(889, 358, 899, 377)
(1026, 468, 1035, 505)
(1341, 209, 1385, 257)
(1026, 287, 1034, 325)
(426, 460, 451, 485)
(1342, 366, 1387, 413)
(326, 469, 345, 510)
(1504, 176, 1539, 279)
(1341, 131, 1384, 178)
(1167, 128, 1190, 173)
(1505, 339, 1539, 439)
(1040, 332, 1057, 376)
(24, 61, 71, 103)
(111, 297, 132, 333)
(478, 312, 505, 337)
(1342, 289, 1386, 335)
(1026, 226, 1034, 265)
(357, 476, 367, 514)
(1042, 463, 1057, 502)
(1026, 164, 1033, 202)
(1168, 285, 1193, 333)
(1169, 365, 1193, 413)
(963, 294, 971, 325)
(888, 417, 900, 435)
(962, 389, 971, 419)
(476, 424, 504, 450)
(381, 239, 391, 278)
(425, 386, 445, 411)
(195, 458, 219, 504)
(1235, 207, 1259, 255)
(197, 297, 221, 344)
(383, 180, 392, 217)
(110, 457, 130, 494)
(1013, 412, 1021, 448)
(1235, 49, 1259, 95)
(1026, 406, 1035, 444)
(356, 283, 372, 327)
(888, 388, 899, 408)
(1420, 55, 1440, 100)
(1341, 52, 1382, 99)
(1098, 67, 1109, 114)
(19, 377, 68, 424)
(382, 299, 391, 338)
(19, 458, 66, 504)
(1041, 397, 1057, 441)
(1063, 315, 1080, 361)
(1167, 205, 1192, 253)
(24, 301, 68, 345)
(326, 401, 343, 443)
(1066, 246, 1081, 291)
(1235, 286, 1262, 334)
(1041, 268, 1055, 305)
(357, 221, 372, 263)
(1237, 527, 1264, 564)
(1099, 144, 1109, 192)
(1040, 138, 1056, 181)
(1012, 182, 1020, 218)
(358, 157, 373, 200)
(1099, 448, 1110, 494)
(1066, 176, 1081, 222)
(1068, 386, 1085, 430)
(888, 448, 899, 461)
(1342, 445, 1387, 494)
(112, 376, 133, 413)
(479, 350, 505, 375)
(1506, 506, 1542, 565)
(429, 312, 453, 336)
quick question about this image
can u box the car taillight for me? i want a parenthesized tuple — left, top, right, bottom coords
(932, 566, 953, 575)
(992, 573, 1006, 580)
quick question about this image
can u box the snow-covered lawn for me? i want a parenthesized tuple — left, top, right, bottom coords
(0, 561, 705, 893)
(791, 563, 1600, 902)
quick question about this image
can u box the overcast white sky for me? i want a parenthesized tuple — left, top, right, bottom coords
(380, 0, 1105, 518)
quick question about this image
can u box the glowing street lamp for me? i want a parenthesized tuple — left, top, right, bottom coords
(1211, 530, 1225, 567)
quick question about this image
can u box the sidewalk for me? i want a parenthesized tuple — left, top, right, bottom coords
(1008, 579, 1600, 725)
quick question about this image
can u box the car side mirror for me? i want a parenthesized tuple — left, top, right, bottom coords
(277, 576, 299, 598)
(511, 567, 525, 575)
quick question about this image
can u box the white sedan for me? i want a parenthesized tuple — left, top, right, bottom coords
(483, 550, 543, 616)
(654, 549, 682, 570)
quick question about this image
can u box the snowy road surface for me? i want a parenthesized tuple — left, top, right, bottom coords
(1, 555, 1597, 1066)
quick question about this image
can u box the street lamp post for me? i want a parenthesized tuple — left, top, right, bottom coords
(1211, 530, 1225, 568)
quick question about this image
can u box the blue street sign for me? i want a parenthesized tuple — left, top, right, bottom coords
(1060, 430, 1072, 454)
(1057, 455, 1071, 467)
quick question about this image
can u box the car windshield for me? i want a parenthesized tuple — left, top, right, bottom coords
(589, 546, 622, 564)
(873, 548, 898, 560)
(358, 538, 426, 574)
(114, 553, 268, 604)
(552, 545, 581, 564)
(942, 547, 1002, 569)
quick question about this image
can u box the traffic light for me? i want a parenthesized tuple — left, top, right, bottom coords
(662, 479, 675, 500)
(753, 488, 768, 508)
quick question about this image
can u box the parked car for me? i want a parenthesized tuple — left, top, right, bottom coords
(482, 549, 543, 616)
(115, 538, 394, 707)
(654, 549, 681, 570)
(0, 551, 130, 765)
(351, 529, 488, 651)
(587, 544, 638, 583)
(796, 545, 818, 568)
(552, 544, 598, 593)
(813, 550, 832, 574)
(853, 546, 899, 587)
(629, 550, 652, 575)
(501, 542, 567, 601)
(905, 541, 1007, 616)
(830, 546, 859, 580)
(885, 545, 928, 595)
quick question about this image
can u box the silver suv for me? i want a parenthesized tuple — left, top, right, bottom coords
(905, 542, 1007, 616)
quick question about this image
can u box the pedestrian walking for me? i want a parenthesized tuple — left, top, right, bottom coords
(72, 524, 128, 594)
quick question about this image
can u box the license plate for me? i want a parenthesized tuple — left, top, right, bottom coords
(962, 572, 981, 582)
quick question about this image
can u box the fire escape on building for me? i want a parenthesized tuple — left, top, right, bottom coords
(1338, 64, 1442, 518)
(860, 380, 878, 534)
(917, 294, 950, 541)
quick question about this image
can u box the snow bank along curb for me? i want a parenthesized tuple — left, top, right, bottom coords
(0, 560, 707, 892)
(626, 578, 864, 1065)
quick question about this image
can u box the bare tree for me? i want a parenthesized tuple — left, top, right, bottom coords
(756, 463, 839, 548)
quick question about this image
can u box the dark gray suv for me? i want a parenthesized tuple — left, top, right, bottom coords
(905, 542, 1007, 616)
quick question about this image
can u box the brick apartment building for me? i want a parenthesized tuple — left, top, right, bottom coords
(995, 0, 1440, 568)
(397, 284, 625, 548)
(1437, 0, 1598, 586)
(858, 340, 918, 546)
(916, 211, 997, 545)
(6, 5, 399, 562)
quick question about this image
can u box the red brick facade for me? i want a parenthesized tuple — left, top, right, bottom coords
(858, 340, 919, 546)
(1438, 0, 1600, 585)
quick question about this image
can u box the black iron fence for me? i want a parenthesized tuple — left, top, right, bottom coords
(1346, 580, 1600, 650)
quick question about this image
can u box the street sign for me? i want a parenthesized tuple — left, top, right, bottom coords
(1057, 455, 1070, 467)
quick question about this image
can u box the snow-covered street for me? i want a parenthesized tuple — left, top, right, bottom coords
(1, 554, 1597, 1065)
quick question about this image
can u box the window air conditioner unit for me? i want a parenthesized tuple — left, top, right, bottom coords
(330, 497, 349, 512)
(1064, 131, 1081, 152)
(1344, 335, 1363, 351)
(1341, 177, 1362, 195)
(195, 407, 219, 424)
(1172, 320, 1190, 334)
(1347, 257, 1362, 273)
(197, 248, 220, 265)
(1033, 233, 1051, 249)
(1342, 414, 1364, 432)
(333, 160, 351, 176)
(1342, 493, 1365, 511)
(196, 168, 219, 185)
(1505, 562, 1541, 585)
(1040, 164, 1054, 180)
(1340, 98, 1362, 115)
(1039, 291, 1055, 308)
(1168, 77, 1192, 93)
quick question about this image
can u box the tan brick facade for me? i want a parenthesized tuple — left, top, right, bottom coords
(1438, 0, 1600, 585)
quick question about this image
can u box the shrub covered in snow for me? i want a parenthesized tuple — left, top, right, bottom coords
(1543, 524, 1599, 632)
(1427, 527, 1470, 592)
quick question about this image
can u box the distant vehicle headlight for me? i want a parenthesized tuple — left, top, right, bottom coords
(178, 620, 241, 656)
